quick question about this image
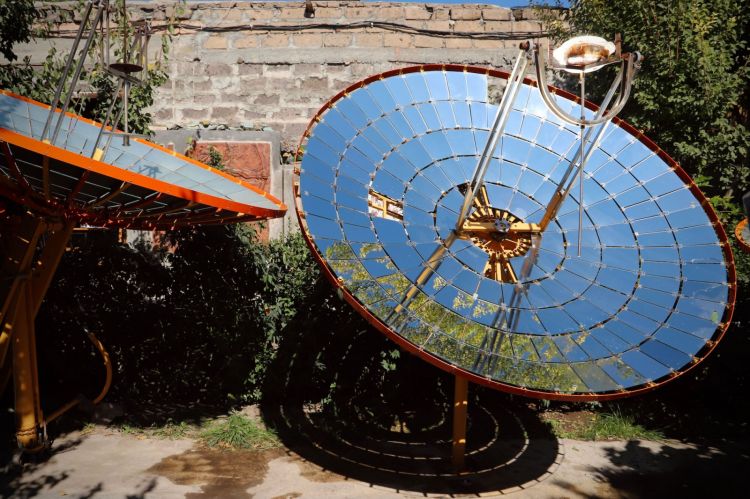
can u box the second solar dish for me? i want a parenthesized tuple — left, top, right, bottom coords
(295, 65, 735, 400)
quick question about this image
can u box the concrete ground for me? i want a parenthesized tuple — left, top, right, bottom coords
(3, 426, 746, 499)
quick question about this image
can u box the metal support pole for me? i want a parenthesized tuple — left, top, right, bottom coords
(50, 1, 106, 145)
(0, 213, 74, 452)
(41, 0, 95, 142)
(451, 375, 469, 471)
(455, 46, 530, 232)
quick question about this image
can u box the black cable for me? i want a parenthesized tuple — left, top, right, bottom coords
(52, 20, 548, 41)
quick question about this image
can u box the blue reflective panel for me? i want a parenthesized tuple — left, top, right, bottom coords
(366, 81, 397, 112)
(293, 68, 732, 396)
(654, 326, 706, 355)
(383, 75, 413, 107)
(420, 164, 453, 192)
(380, 152, 416, 183)
(452, 102, 472, 128)
(402, 105, 429, 135)
(372, 169, 404, 199)
(469, 102, 490, 129)
(621, 349, 671, 381)
(445, 129, 479, 156)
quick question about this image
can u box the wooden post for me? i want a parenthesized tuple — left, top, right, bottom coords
(451, 375, 469, 471)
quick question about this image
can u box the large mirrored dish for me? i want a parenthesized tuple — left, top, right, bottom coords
(0, 90, 285, 228)
(295, 65, 735, 400)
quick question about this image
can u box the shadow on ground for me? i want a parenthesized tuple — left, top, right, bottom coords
(261, 284, 563, 495)
(597, 439, 748, 497)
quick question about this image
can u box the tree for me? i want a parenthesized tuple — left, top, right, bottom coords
(0, 0, 39, 62)
(543, 0, 749, 196)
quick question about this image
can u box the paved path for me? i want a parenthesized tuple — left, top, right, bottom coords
(3, 428, 746, 498)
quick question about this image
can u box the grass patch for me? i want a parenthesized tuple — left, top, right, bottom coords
(200, 413, 280, 450)
(116, 423, 146, 436)
(151, 419, 193, 440)
(546, 409, 664, 441)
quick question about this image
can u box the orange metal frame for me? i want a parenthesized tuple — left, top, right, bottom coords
(0, 88, 286, 451)
(294, 64, 737, 402)
(0, 89, 287, 225)
(735, 219, 750, 254)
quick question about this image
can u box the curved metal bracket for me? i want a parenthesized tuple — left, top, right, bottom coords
(534, 44, 642, 127)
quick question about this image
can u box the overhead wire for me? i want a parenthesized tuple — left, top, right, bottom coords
(53, 20, 549, 41)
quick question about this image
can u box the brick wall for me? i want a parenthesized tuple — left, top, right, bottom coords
(158, 1, 545, 142)
(21, 1, 548, 145)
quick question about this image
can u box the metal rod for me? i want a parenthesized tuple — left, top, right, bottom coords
(534, 46, 640, 127)
(578, 72, 585, 257)
(123, 81, 130, 146)
(41, 0, 95, 142)
(454, 48, 529, 231)
(51, 2, 106, 145)
(88, 331, 112, 404)
(91, 79, 124, 158)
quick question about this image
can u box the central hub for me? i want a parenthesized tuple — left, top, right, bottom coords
(492, 218, 512, 239)
(457, 185, 541, 283)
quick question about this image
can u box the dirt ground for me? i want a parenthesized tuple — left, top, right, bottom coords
(2, 423, 747, 499)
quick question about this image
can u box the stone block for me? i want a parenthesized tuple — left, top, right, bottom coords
(345, 7, 380, 19)
(292, 33, 324, 48)
(450, 8, 481, 21)
(312, 6, 344, 20)
(193, 79, 214, 93)
(263, 64, 293, 78)
(234, 36, 259, 49)
(238, 76, 269, 94)
(278, 7, 307, 19)
(513, 20, 544, 33)
(250, 8, 275, 20)
(354, 33, 383, 48)
(212, 106, 240, 122)
(294, 63, 325, 78)
(430, 6, 451, 20)
(180, 108, 208, 121)
(483, 8, 512, 21)
(473, 39, 503, 49)
(253, 94, 280, 107)
(424, 20, 452, 32)
(384, 33, 413, 48)
(330, 79, 354, 92)
(224, 9, 245, 21)
(484, 20, 514, 33)
(323, 33, 352, 48)
(454, 20, 483, 33)
(204, 36, 228, 50)
(446, 37, 473, 49)
(194, 95, 216, 105)
(303, 77, 329, 93)
(154, 108, 174, 122)
(414, 35, 444, 49)
(206, 63, 233, 77)
(238, 64, 263, 76)
(262, 33, 291, 48)
(405, 6, 432, 20)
